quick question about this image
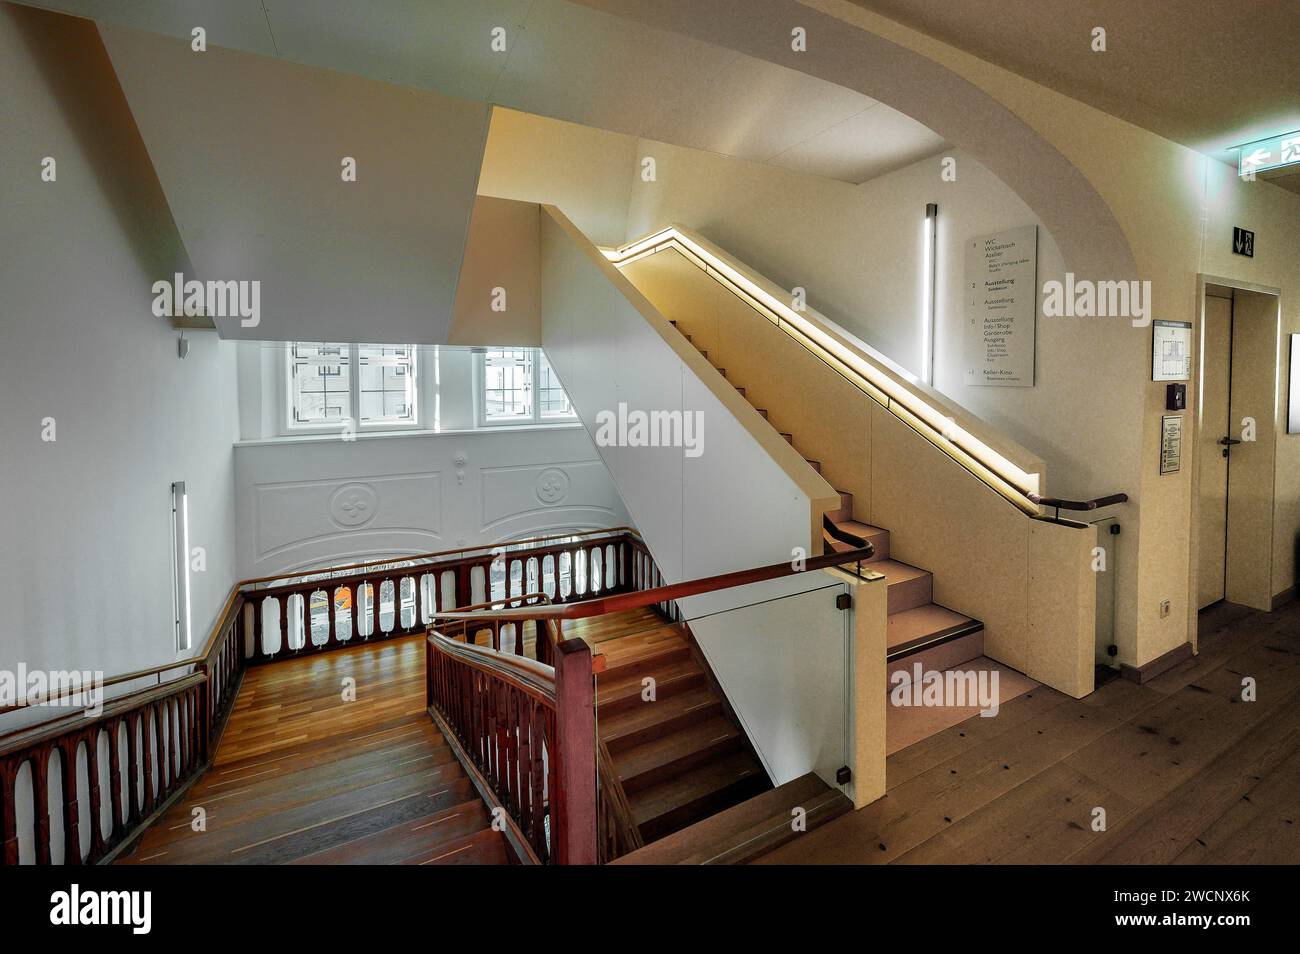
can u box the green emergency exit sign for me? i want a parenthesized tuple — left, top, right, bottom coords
(1238, 131, 1300, 177)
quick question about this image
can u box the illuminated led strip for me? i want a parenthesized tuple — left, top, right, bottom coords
(603, 227, 1042, 512)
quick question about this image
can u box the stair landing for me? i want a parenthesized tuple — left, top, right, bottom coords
(121, 636, 509, 865)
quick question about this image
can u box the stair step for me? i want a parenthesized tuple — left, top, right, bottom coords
(887, 627, 986, 687)
(805, 459, 821, 474)
(735, 387, 745, 397)
(629, 750, 768, 842)
(600, 686, 723, 752)
(289, 799, 491, 865)
(779, 432, 793, 444)
(596, 627, 692, 680)
(887, 603, 982, 656)
(825, 490, 853, 523)
(597, 656, 705, 713)
(756, 408, 768, 420)
(612, 772, 850, 865)
(399, 827, 510, 865)
(824, 520, 890, 561)
(873, 559, 933, 614)
(615, 716, 742, 792)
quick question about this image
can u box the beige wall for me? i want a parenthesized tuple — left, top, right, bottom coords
(799, 0, 1300, 667)
(479, 4, 1300, 671)
(477, 107, 637, 247)
(448, 196, 541, 346)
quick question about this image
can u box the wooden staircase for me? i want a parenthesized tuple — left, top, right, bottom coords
(670, 320, 986, 680)
(589, 615, 771, 844)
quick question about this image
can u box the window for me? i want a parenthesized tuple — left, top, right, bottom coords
(287, 342, 417, 431)
(477, 348, 575, 426)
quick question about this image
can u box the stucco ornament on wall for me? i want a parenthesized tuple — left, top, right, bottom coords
(535, 468, 570, 505)
(329, 482, 379, 528)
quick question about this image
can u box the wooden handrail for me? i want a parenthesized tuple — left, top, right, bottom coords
(431, 545, 876, 624)
(241, 525, 643, 588)
(1027, 492, 1129, 512)
(2, 526, 636, 715)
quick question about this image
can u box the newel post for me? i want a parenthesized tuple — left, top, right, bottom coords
(553, 637, 597, 865)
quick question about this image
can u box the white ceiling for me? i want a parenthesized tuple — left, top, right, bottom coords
(21, 0, 947, 185)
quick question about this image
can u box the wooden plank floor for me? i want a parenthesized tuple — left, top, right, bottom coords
(755, 599, 1300, 864)
(122, 636, 508, 865)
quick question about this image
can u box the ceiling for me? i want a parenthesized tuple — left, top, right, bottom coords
(20, 0, 947, 185)
(849, 0, 1300, 194)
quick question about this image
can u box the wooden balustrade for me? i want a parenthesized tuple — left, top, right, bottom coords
(425, 630, 598, 864)
(0, 526, 659, 865)
(427, 543, 874, 864)
(244, 529, 648, 664)
(0, 594, 247, 866)
(597, 740, 643, 863)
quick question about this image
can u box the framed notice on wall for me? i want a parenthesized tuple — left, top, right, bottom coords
(963, 225, 1038, 388)
(1290, 334, 1300, 435)
(1160, 415, 1183, 474)
(1152, 320, 1192, 381)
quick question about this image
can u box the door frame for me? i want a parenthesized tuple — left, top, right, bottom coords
(1187, 274, 1283, 650)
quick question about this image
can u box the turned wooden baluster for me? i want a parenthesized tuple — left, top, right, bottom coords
(1, 756, 20, 865)
(59, 738, 80, 865)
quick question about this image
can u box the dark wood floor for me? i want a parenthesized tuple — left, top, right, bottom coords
(123, 636, 508, 865)
(756, 599, 1300, 864)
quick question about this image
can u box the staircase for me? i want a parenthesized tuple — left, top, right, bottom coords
(586, 612, 771, 844)
(668, 320, 986, 682)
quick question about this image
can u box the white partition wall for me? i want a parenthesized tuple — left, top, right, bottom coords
(536, 206, 887, 796)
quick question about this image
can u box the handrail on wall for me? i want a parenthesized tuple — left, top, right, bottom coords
(603, 227, 1127, 522)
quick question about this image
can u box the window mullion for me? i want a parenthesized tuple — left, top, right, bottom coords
(350, 349, 361, 426)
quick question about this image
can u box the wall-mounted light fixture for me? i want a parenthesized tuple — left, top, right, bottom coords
(921, 202, 938, 386)
(171, 481, 192, 652)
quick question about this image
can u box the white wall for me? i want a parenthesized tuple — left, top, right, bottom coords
(0, 4, 239, 684)
(233, 426, 629, 579)
(232, 342, 632, 579)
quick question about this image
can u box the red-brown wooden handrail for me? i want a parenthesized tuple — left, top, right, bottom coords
(432, 545, 876, 624)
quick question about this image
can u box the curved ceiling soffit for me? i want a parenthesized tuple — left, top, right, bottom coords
(571, 0, 1139, 281)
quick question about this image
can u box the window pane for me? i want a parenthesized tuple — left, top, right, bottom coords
(483, 348, 533, 422)
(358, 344, 416, 426)
(290, 342, 350, 426)
(536, 351, 574, 419)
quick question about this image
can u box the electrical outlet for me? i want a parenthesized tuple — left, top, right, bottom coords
(1159, 599, 1171, 618)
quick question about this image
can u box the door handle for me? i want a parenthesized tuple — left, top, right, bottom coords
(1218, 437, 1242, 446)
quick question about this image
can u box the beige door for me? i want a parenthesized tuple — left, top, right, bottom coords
(1197, 296, 1232, 608)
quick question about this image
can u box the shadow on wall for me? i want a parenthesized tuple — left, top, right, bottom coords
(9, 3, 193, 281)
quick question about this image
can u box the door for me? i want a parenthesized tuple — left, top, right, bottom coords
(1197, 295, 1232, 608)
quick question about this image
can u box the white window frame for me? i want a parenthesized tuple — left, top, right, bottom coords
(473, 347, 577, 428)
(284, 342, 420, 435)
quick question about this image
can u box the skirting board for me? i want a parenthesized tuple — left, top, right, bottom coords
(1120, 641, 1193, 685)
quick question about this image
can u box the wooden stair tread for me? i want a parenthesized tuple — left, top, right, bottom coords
(613, 772, 850, 865)
(887, 603, 982, 654)
(615, 716, 742, 790)
(288, 799, 491, 865)
(872, 559, 930, 585)
(599, 686, 722, 748)
(628, 750, 767, 833)
(596, 626, 691, 672)
(597, 657, 704, 708)
(399, 827, 510, 865)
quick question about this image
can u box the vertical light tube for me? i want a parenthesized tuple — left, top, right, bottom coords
(172, 481, 192, 651)
(921, 202, 938, 386)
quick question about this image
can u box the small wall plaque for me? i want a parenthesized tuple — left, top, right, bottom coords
(1160, 415, 1183, 475)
